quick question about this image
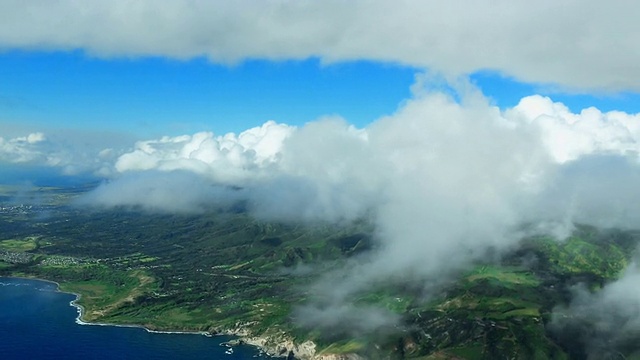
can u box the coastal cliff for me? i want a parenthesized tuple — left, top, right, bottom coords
(222, 323, 361, 360)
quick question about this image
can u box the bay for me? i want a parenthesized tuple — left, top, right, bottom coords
(0, 277, 267, 359)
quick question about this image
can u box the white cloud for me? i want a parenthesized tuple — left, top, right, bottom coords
(25, 132, 46, 144)
(68, 80, 640, 332)
(1, 1, 639, 91)
(0, 132, 49, 163)
(510, 95, 640, 163)
(114, 120, 294, 183)
(95, 86, 640, 233)
(77, 171, 238, 213)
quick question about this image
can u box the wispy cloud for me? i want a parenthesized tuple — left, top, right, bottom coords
(0, 129, 130, 176)
(76, 170, 238, 213)
(0, 132, 49, 163)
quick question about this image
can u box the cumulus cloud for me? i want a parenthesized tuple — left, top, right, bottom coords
(114, 121, 293, 183)
(96, 86, 640, 226)
(246, 118, 380, 222)
(0, 1, 639, 91)
(71, 77, 640, 333)
(509, 95, 640, 163)
(85, 83, 640, 245)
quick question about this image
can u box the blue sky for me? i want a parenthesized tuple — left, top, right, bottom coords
(3, 50, 640, 140)
(0, 51, 418, 137)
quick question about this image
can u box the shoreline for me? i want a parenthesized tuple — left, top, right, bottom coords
(0, 276, 241, 339)
(1, 275, 310, 359)
(69, 295, 215, 337)
(2, 275, 215, 336)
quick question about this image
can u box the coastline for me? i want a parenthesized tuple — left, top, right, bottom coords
(0, 275, 298, 358)
(2, 275, 216, 336)
(70, 295, 215, 337)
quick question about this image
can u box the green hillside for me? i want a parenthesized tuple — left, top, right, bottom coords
(1, 186, 638, 359)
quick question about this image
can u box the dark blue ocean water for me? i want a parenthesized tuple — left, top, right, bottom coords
(0, 277, 267, 359)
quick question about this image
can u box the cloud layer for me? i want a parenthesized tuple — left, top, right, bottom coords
(1, 0, 640, 91)
(8, 77, 640, 334)
(81, 83, 640, 320)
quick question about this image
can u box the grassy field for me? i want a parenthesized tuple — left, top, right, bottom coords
(0, 237, 38, 252)
(532, 234, 628, 279)
(58, 269, 157, 322)
(318, 340, 366, 355)
(465, 265, 540, 287)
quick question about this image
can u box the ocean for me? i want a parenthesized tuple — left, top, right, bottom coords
(0, 277, 268, 359)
